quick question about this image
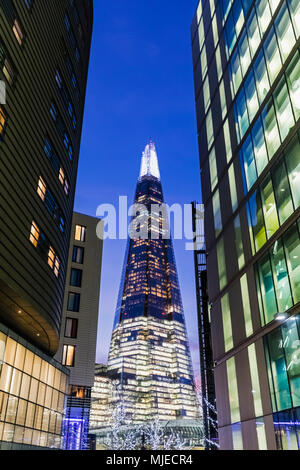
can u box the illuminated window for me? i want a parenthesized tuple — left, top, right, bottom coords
(59, 167, 65, 185)
(209, 147, 218, 191)
(37, 177, 46, 201)
(247, 9, 261, 57)
(72, 246, 84, 264)
(217, 238, 227, 290)
(75, 225, 86, 242)
(234, 215, 245, 270)
(64, 318, 78, 339)
(224, 118, 232, 163)
(54, 256, 60, 278)
(0, 106, 6, 138)
(29, 221, 40, 247)
(228, 163, 238, 211)
(215, 45, 222, 83)
(62, 345, 75, 367)
(264, 27, 282, 85)
(212, 14, 218, 47)
(203, 75, 210, 113)
(70, 268, 82, 287)
(275, 3, 295, 61)
(3, 57, 15, 85)
(220, 79, 227, 119)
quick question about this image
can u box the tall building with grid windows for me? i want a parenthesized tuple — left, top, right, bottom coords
(107, 142, 199, 426)
(191, 0, 300, 450)
(0, 0, 93, 449)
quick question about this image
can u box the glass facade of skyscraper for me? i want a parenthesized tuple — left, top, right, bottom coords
(191, 0, 300, 450)
(107, 143, 199, 424)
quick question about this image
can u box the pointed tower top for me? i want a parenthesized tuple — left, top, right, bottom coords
(139, 140, 160, 180)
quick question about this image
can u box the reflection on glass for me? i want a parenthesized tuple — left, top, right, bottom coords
(213, 190, 222, 237)
(227, 357, 240, 424)
(225, 11, 236, 57)
(234, 215, 245, 270)
(233, 0, 244, 36)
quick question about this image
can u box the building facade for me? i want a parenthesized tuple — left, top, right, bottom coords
(55, 213, 103, 450)
(0, 0, 93, 448)
(107, 142, 199, 425)
(191, 0, 300, 450)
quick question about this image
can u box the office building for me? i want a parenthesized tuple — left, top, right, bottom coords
(0, 0, 93, 448)
(55, 213, 103, 450)
(89, 364, 112, 431)
(191, 0, 300, 450)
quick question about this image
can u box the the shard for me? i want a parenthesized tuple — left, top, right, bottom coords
(108, 141, 198, 423)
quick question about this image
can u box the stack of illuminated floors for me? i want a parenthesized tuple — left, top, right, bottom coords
(100, 143, 199, 427)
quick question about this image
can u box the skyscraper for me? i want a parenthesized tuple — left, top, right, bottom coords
(0, 0, 93, 449)
(107, 142, 199, 424)
(191, 0, 300, 451)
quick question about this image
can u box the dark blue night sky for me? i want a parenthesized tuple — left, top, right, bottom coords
(74, 0, 201, 380)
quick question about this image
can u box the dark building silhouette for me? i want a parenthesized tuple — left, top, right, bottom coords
(108, 142, 199, 424)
